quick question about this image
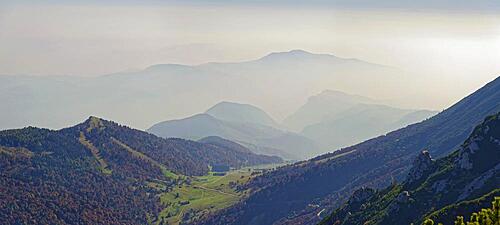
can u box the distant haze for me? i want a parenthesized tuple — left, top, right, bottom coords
(0, 1, 499, 128)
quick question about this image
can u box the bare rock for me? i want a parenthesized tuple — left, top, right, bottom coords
(407, 150, 433, 183)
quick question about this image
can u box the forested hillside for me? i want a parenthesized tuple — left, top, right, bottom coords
(0, 117, 281, 224)
(320, 112, 500, 225)
(199, 76, 500, 225)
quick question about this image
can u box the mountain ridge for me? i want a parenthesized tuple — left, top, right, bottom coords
(205, 101, 280, 128)
(197, 50, 385, 68)
(148, 112, 318, 159)
(284, 90, 437, 151)
(0, 49, 412, 131)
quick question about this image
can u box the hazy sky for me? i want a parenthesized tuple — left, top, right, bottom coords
(1, 0, 499, 98)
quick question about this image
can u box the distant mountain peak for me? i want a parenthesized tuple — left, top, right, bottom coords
(210, 101, 253, 108)
(289, 49, 310, 54)
(314, 90, 374, 101)
(259, 49, 341, 62)
(265, 49, 313, 57)
(143, 63, 195, 73)
(205, 101, 278, 127)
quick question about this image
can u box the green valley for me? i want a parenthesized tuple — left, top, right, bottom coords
(155, 166, 279, 225)
(150, 164, 282, 225)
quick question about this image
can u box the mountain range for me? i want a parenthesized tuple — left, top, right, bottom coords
(283, 90, 378, 131)
(0, 50, 415, 131)
(147, 102, 319, 159)
(198, 76, 500, 225)
(149, 93, 436, 159)
(284, 90, 437, 150)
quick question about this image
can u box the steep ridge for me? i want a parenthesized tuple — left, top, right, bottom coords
(301, 103, 437, 150)
(284, 90, 436, 151)
(283, 90, 377, 131)
(198, 76, 500, 225)
(0, 117, 281, 224)
(320, 112, 500, 225)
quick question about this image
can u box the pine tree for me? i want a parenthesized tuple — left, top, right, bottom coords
(422, 197, 499, 225)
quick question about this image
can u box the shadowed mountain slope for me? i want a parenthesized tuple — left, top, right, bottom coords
(198, 76, 500, 225)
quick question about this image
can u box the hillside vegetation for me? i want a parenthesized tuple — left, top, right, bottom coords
(0, 117, 281, 224)
(423, 194, 500, 225)
(320, 112, 500, 225)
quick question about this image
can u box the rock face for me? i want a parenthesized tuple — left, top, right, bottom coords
(396, 191, 411, 203)
(456, 113, 500, 170)
(457, 139, 481, 170)
(457, 163, 500, 201)
(407, 150, 433, 183)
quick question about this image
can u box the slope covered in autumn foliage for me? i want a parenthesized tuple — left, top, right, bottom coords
(0, 116, 281, 224)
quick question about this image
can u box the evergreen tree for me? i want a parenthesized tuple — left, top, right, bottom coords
(423, 197, 500, 225)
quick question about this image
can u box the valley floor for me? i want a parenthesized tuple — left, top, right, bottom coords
(155, 164, 285, 225)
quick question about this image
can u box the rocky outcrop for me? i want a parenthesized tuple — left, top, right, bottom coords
(396, 191, 411, 203)
(407, 150, 433, 183)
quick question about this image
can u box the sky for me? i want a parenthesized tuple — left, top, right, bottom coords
(0, 0, 499, 107)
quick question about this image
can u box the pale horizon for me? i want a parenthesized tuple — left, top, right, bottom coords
(0, 0, 499, 129)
